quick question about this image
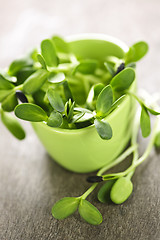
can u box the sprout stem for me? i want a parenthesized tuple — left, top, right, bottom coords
(103, 116, 160, 180)
(81, 144, 137, 200)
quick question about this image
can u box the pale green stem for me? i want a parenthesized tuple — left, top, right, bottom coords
(14, 84, 23, 91)
(81, 144, 137, 200)
(69, 54, 79, 64)
(48, 63, 76, 74)
(127, 108, 140, 179)
(97, 145, 137, 176)
(80, 108, 140, 200)
(103, 116, 160, 180)
(127, 91, 143, 105)
(81, 183, 99, 200)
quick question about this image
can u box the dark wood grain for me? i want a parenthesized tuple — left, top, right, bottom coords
(0, 0, 160, 239)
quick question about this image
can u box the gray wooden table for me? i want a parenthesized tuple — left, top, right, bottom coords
(0, 0, 160, 239)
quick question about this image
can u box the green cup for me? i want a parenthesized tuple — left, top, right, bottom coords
(32, 34, 136, 173)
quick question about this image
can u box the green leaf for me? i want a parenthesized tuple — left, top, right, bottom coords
(104, 62, 115, 76)
(74, 107, 92, 114)
(72, 60, 97, 75)
(67, 100, 75, 122)
(47, 110, 62, 127)
(52, 197, 80, 220)
(47, 88, 64, 112)
(52, 35, 70, 53)
(126, 62, 136, 68)
(110, 177, 133, 204)
(98, 179, 116, 203)
(107, 95, 126, 115)
(0, 70, 17, 83)
(1, 110, 25, 140)
(8, 58, 33, 76)
(78, 199, 102, 225)
(94, 119, 112, 140)
(0, 89, 13, 102)
(37, 54, 47, 69)
(86, 83, 105, 109)
(154, 132, 160, 148)
(30, 48, 39, 62)
(23, 69, 48, 94)
(33, 89, 50, 112)
(63, 80, 73, 101)
(48, 72, 65, 83)
(125, 41, 148, 64)
(75, 112, 94, 123)
(96, 85, 113, 118)
(140, 106, 151, 138)
(146, 107, 160, 116)
(41, 39, 58, 67)
(110, 67, 135, 92)
(15, 103, 48, 122)
(64, 101, 69, 116)
(2, 93, 18, 112)
(0, 74, 15, 90)
(71, 112, 85, 123)
(16, 67, 35, 85)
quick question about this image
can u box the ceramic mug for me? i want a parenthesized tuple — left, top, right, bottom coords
(32, 34, 136, 173)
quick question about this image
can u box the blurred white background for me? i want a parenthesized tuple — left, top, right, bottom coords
(0, 0, 160, 91)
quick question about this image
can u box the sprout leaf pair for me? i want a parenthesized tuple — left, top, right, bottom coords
(52, 197, 102, 225)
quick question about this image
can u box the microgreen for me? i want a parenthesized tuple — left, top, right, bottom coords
(86, 83, 105, 110)
(47, 88, 64, 112)
(96, 85, 113, 118)
(97, 179, 116, 203)
(154, 131, 160, 148)
(140, 106, 151, 138)
(8, 57, 33, 76)
(0, 109, 25, 140)
(106, 95, 125, 115)
(1, 92, 18, 112)
(52, 197, 80, 219)
(71, 112, 85, 123)
(0, 89, 13, 102)
(47, 110, 63, 127)
(75, 112, 94, 123)
(48, 72, 65, 83)
(65, 99, 75, 122)
(126, 91, 160, 137)
(23, 69, 48, 95)
(37, 54, 47, 69)
(110, 67, 135, 92)
(41, 39, 58, 67)
(110, 177, 133, 204)
(0, 74, 15, 89)
(104, 62, 115, 76)
(15, 103, 48, 122)
(94, 119, 112, 140)
(78, 199, 103, 225)
(16, 67, 36, 85)
(125, 41, 149, 64)
(63, 80, 73, 101)
(72, 60, 97, 75)
(1, 35, 159, 226)
(52, 35, 70, 53)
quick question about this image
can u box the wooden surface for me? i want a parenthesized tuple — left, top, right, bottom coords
(0, 0, 160, 239)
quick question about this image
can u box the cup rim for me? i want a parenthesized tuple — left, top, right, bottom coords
(66, 33, 129, 53)
(35, 34, 132, 133)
